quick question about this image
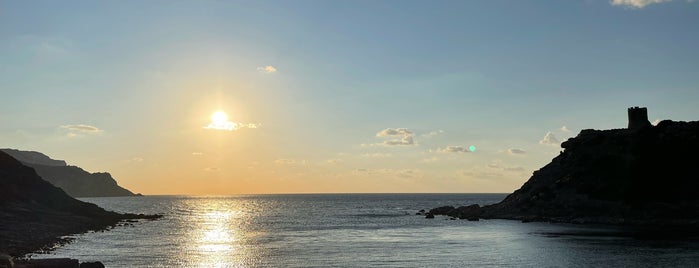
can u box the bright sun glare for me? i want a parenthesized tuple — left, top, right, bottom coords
(205, 110, 236, 131)
(212, 111, 228, 125)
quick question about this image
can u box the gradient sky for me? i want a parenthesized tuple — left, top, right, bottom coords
(1, 0, 698, 195)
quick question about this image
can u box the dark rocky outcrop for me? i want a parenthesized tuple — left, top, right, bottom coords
(429, 109, 699, 225)
(0, 149, 136, 197)
(427, 205, 482, 221)
(0, 151, 160, 257)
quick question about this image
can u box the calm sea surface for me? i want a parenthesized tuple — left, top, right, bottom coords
(33, 194, 699, 267)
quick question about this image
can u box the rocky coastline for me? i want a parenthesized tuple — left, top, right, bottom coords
(0, 150, 161, 265)
(425, 109, 699, 226)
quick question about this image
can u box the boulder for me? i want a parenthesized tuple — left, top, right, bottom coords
(80, 261, 105, 268)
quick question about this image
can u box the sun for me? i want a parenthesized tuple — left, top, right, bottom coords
(211, 111, 228, 125)
(205, 110, 237, 131)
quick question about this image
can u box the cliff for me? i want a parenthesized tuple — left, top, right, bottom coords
(0, 149, 136, 197)
(429, 119, 699, 225)
(0, 151, 159, 257)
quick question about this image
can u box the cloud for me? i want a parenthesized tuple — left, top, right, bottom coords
(274, 159, 296, 165)
(610, 0, 671, 8)
(204, 167, 220, 172)
(354, 168, 422, 178)
(60, 124, 103, 137)
(507, 148, 526, 155)
(420, 156, 439, 163)
(421, 130, 444, 138)
(487, 162, 526, 172)
(374, 128, 417, 146)
(560, 126, 571, 132)
(437, 146, 471, 153)
(257, 65, 277, 73)
(192, 152, 204, 156)
(326, 159, 343, 165)
(383, 135, 415, 146)
(60, 124, 102, 133)
(652, 119, 661, 126)
(204, 121, 259, 131)
(362, 153, 392, 158)
(376, 128, 413, 137)
(131, 157, 144, 162)
(539, 132, 560, 146)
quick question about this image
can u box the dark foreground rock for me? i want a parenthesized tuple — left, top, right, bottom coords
(0, 151, 161, 258)
(428, 109, 699, 226)
(0, 149, 137, 198)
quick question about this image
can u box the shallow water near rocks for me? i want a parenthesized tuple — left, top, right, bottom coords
(34, 194, 699, 267)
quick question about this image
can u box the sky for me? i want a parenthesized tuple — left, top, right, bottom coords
(1, 0, 698, 195)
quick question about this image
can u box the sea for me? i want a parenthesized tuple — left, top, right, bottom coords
(33, 194, 699, 267)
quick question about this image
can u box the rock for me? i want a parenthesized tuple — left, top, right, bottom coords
(14, 258, 79, 268)
(428, 206, 455, 215)
(425, 213, 435, 219)
(80, 261, 105, 268)
(0, 254, 13, 268)
(451, 204, 482, 220)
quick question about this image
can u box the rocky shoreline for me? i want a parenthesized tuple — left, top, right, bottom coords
(0, 150, 162, 266)
(424, 110, 699, 227)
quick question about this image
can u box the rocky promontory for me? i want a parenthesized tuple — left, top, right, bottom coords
(0, 151, 160, 258)
(428, 108, 699, 225)
(0, 149, 137, 197)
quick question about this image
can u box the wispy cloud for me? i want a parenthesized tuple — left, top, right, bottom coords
(421, 130, 444, 138)
(60, 124, 102, 137)
(373, 128, 417, 146)
(61, 124, 102, 133)
(204, 122, 259, 131)
(610, 0, 671, 8)
(539, 132, 560, 146)
(326, 159, 343, 165)
(376, 128, 413, 137)
(362, 153, 392, 158)
(488, 162, 526, 172)
(420, 156, 439, 163)
(354, 168, 422, 178)
(383, 135, 415, 146)
(507, 148, 526, 155)
(437, 146, 472, 153)
(560, 126, 571, 132)
(257, 65, 277, 74)
(192, 152, 204, 156)
(652, 119, 662, 126)
(274, 159, 296, 165)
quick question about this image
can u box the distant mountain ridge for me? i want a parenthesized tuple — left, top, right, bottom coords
(0, 148, 67, 166)
(0, 149, 137, 198)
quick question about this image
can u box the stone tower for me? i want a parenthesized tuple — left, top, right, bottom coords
(628, 107, 651, 129)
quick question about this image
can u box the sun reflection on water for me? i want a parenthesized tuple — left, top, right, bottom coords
(181, 198, 259, 267)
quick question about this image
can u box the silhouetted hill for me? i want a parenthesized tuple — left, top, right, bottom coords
(0, 149, 136, 197)
(0, 151, 159, 257)
(428, 110, 699, 225)
(0, 148, 66, 166)
(481, 120, 699, 224)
